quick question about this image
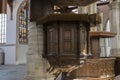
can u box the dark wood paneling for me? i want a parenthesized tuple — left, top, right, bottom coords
(59, 22, 77, 57)
(43, 21, 90, 66)
(115, 57, 120, 76)
(47, 25, 58, 56)
(90, 37, 100, 58)
(0, 0, 2, 13)
(0, 0, 7, 13)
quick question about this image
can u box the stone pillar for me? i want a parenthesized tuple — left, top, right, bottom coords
(78, 3, 98, 32)
(89, 3, 97, 14)
(109, 0, 120, 57)
(78, 6, 89, 14)
(99, 12, 108, 57)
(26, 22, 54, 80)
(26, 0, 54, 80)
(99, 12, 104, 31)
(89, 2, 98, 31)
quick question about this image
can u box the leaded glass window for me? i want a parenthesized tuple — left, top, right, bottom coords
(0, 14, 6, 44)
(18, 0, 29, 44)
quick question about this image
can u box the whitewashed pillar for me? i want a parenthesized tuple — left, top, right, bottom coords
(109, 0, 120, 57)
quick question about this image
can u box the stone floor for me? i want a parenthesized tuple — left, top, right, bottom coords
(0, 65, 120, 80)
(0, 65, 26, 80)
(115, 75, 120, 80)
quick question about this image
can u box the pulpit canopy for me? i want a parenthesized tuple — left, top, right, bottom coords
(37, 13, 101, 25)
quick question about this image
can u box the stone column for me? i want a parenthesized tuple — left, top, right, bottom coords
(89, 3, 97, 14)
(99, 12, 104, 31)
(78, 3, 98, 32)
(26, 22, 54, 80)
(26, 0, 54, 80)
(99, 12, 107, 57)
(78, 6, 89, 14)
(89, 2, 98, 31)
(109, 0, 120, 57)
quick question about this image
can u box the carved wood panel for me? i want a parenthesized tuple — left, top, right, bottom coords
(59, 22, 77, 58)
(90, 37, 101, 58)
(47, 25, 58, 54)
(43, 21, 90, 66)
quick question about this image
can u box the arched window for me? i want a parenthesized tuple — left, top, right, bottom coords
(106, 20, 110, 32)
(0, 14, 6, 44)
(0, 0, 7, 44)
(18, 0, 30, 44)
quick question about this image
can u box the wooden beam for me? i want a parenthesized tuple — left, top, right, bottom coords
(0, 0, 7, 13)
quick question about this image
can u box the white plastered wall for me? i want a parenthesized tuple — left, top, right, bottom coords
(0, 0, 28, 65)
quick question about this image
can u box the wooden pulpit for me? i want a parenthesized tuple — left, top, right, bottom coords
(37, 14, 99, 67)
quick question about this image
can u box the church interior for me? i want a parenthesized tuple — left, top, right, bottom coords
(0, 0, 120, 80)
